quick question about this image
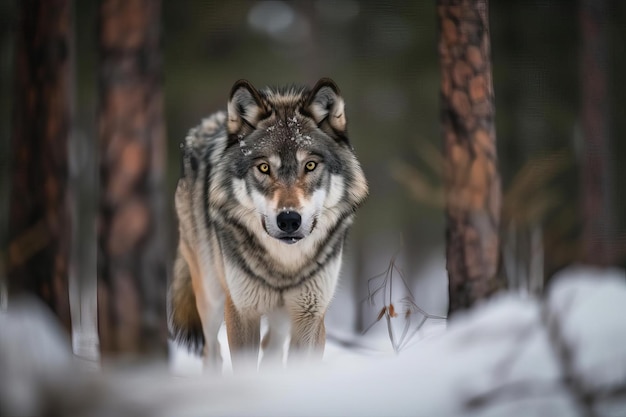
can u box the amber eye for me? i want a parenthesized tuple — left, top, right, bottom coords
(258, 163, 270, 174)
(305, 161, 317, 172)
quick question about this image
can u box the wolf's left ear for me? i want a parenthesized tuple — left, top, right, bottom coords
(227, 79, 267, 136)
(305, 78, 347, 138)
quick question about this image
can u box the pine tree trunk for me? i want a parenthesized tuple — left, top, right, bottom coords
(580, 0, 613, 266)
(8, 0, 73, 332)
(97, 0, 168, 357)
(437, 0, 503, 315)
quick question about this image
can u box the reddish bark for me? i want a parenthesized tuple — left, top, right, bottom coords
(579, 0, 614, 266)
(8, 0, 73, 332)
(97, 0, 168, 357)
(437, 0, 504, 314)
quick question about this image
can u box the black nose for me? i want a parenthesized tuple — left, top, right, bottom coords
(277, 211, 301, 234)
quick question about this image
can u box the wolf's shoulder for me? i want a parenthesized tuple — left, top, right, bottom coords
(179, 111, 228, 180)
(183, 111, 227, 153)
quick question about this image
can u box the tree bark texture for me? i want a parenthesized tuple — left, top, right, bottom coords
(437, 0, 503, 315)
(579, 0, 614, 266)
(97, 0, 168, 357)
(8, 0, 73, 332)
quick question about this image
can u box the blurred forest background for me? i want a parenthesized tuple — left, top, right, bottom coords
(1, 0, 626, 349)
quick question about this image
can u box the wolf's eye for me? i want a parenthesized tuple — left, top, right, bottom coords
(258, 163, 270, 174)
(305, 161, 317, 172)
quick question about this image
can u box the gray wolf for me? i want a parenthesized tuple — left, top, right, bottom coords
(168, 78, 368, 371)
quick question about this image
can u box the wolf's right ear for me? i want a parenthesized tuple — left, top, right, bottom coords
(227, 80, 267, 136)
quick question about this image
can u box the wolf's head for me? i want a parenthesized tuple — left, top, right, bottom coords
(223, 78, 367, 245)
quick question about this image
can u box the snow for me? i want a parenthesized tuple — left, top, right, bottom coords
(1, 265, 626, 416)
(548, 266, 626, 390)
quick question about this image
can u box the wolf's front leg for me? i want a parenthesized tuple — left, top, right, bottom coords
(289, 314, 326, 361)
(286, 291, 328, 361)
(224, 293, 260, 372)
(260, 309, 291, 368)
(199, 296, 224, 372)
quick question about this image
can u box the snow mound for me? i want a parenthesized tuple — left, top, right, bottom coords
(1, 266, 625, 416)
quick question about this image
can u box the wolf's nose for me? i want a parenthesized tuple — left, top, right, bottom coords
(277, 211, 301, 233)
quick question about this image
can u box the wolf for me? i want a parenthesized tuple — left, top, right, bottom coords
(168, 78, 368, 371)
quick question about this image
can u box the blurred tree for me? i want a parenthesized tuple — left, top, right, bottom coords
(97, 0, 168, 358)
(579, 0, 614, 266)
(7, 0, 73, 332)
(437, 0, 503, 314)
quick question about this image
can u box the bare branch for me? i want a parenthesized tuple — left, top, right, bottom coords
(362, 253, 446, 352)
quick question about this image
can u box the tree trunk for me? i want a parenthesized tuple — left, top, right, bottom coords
(579, 0, 613, 266)
(97, 0, 168, 358)
(7, 0, 73, 332)
(437, 0, 503, 315)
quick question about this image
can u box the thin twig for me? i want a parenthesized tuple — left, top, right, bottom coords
(362, 253, 447, 353)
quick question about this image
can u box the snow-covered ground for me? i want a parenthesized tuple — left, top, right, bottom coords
(1, 265, 625, 416)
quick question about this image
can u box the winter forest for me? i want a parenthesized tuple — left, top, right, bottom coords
(1, 0, 626, 416)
